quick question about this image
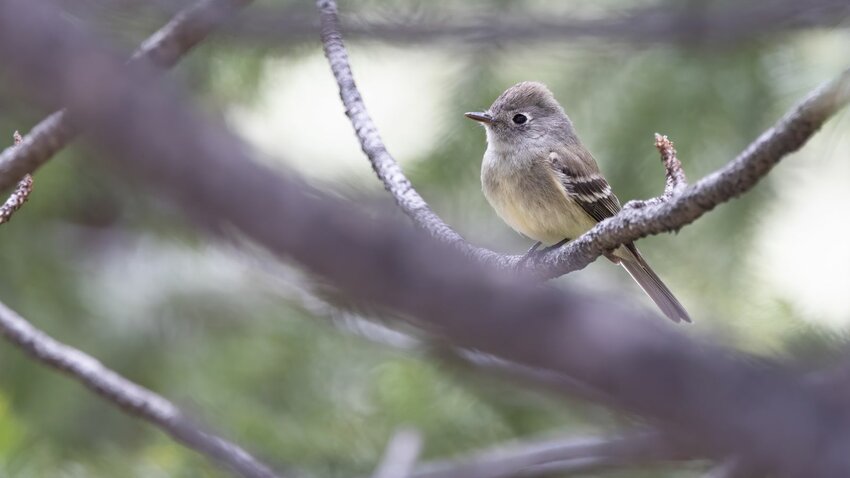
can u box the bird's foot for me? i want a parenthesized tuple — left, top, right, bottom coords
(516, 238, 570, 270)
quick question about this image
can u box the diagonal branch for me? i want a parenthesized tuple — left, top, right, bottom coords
(317, 0, 850, 279)
(544, 68, 850, 275)
(0, 0, 253, 193)
(0, 300, 281, 478)
(411, 431, 689, 478)
(316, 0, 501, 262)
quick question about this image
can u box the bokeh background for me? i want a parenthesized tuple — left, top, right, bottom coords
(1, 0, 849, 476)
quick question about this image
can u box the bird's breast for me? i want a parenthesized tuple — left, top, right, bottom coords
(481, 149, 596, 245)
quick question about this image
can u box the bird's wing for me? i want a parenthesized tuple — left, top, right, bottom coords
(547, 147, 621, 224)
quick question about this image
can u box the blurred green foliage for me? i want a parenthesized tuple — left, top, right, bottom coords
(0, 0, 849, 476)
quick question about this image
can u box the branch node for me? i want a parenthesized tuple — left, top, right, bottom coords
(654, 132, 688, 197)
(0, 131, 34, 226)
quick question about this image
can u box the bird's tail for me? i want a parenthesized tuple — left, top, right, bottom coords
(617, 244, 691, 323)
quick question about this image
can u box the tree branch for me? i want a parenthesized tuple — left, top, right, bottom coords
(265, 263, 698, 475)
(411, 431, 688, 478)
(316, 0, 502, 263)
(372, 428, 422, 478)
(5, 0, 850, 474)
(0, 0, 253, 193)
(0, 132, 33, 225)
(317, 0, 850, 280)
(0, 300, 281, 478)
(624, 133, 688, 211)
(543, 66, 850, 275)
(75, 0, 850, 48)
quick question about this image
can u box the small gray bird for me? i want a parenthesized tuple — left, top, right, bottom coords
(466, 81, 691, 323)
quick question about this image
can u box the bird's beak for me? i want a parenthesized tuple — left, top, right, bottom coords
(464, 111, 494, 124)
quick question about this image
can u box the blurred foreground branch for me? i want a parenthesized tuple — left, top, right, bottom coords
(0, 0, 253, 192)
(260, 270, 693, 476)
(166, 0, 850, 47)
(0, 301, 281, 478)
(317, 0, 850, 281)
(3, 0, 850, 475)
(412, 431, 686, 478)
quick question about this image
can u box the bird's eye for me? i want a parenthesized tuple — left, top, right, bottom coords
(512, 114, 527, 124)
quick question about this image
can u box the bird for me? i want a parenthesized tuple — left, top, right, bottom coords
(465, 81, 691, 323)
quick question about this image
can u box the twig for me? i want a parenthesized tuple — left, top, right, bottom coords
(207, 0, 850, 47)
(317, 0, 850, 279)
(0, 301, 281, 478)
(624, 133, 688, 210)
(6, 1, 850, 474)
(372, 428, 423, 478)
(411, 431, 688, 478)
(0, 131, 33, 225)
(0, 0, 253, 193)
(655, 133, 688, 197)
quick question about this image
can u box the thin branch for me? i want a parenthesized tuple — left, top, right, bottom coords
(0, 0, 253, 193)
(316, 0, 502, 263)
(411, 431, 688, 478)
(317, 0, 850, 280)
(654, 133, 688, 197)
(372, 428, 422, 478)
(0, 132, 33, 225)
(0, 301, 281, 478)
(624, 133, 688, 210)
(6, 1, 850, 474)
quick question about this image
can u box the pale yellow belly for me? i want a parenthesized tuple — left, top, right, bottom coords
(482, 149, 598, 245)
(492, 193, 596, 245)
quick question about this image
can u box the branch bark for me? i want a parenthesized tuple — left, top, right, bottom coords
(317, 0, 850, 279)
(0, 301, 281, 478)
(4, 0, 850, 475)
(623, 133, 688, 211)
(0, 132, 32, 225)
(0, 0, 253, 193)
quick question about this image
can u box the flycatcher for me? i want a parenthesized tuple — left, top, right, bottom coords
(466, 81, 691, 323)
